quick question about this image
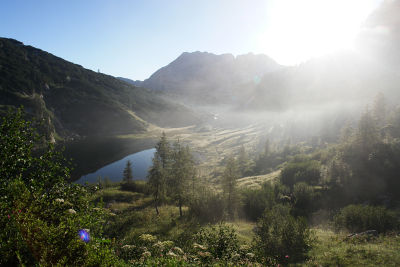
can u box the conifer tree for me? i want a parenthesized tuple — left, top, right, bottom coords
(170, 141, 195, 217)
(148, 132, 171, 215)
(222, 156, 240, 220)
(122, 160, 133, 183)
(147, 156, 164, 215)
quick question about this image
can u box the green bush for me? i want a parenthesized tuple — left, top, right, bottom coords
(188, 187, 225, 223)
(253, 204, 314, 264)
(193, 223, 239, 260)
(292, 182, 316, 217)
(281, 159, 321, 188)
(0, 108, 119, 265)
(334, 204, 398, 233)
(241, 183, 277, 221)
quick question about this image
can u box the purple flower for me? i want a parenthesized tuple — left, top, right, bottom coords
(78, 229, 90, 243)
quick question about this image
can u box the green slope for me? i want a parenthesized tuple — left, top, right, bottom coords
(0, 38, 200, 141)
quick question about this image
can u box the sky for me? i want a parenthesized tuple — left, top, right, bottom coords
(0, 0, 383, 80)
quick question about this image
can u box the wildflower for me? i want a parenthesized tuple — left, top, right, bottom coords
(197, 251, 212, 258)
(78, 229, 90, 243)
(172, 246, 184, 255)
(67, 209, 76, 214)
(285, 255, 289, 258)
(7, 215, 10, 219)
(55, 198, 64, 203)
(166, 251, 177, 258)
(246, 252, 255, 259)
(122, 245, 135, 249)
(141, 251, 151, 258)
(193, 243, 207, 250)
(139, 233, 157, 243)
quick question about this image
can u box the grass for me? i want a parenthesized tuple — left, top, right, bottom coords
(225, 221, 255, 244)
(97, 184, 400, 266)
(237, 170, 280, 189)
(305, 229, 400, 266)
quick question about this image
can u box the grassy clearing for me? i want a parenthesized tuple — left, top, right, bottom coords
(237, 170, 280, 189)
(93, 187, 143, 204)
(305, 229, 400, 266)
(225, 221, 255, 244)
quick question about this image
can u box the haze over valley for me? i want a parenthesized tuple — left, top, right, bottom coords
(2, 1, 400, 266)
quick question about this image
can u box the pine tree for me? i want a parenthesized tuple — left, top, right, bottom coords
(222, 156, 240, 220)
(147, 156, 164, 215)
(238, 145, 252, 177)
(156, 132, 172, 170)
(147, 132, 171, 215)
(123, 160, 133, 183)
(357, 107, 379, 152)
(170, 141, 195, 217)
(373, 92, 386, 127)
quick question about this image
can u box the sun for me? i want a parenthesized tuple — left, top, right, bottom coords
(255, 0, 382, 65)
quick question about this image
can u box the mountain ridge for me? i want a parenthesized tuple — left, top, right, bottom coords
(0, 37, 200, 142)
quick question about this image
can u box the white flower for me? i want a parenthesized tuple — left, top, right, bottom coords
(55, 198, 64, 203)
(172, 246, 184, 255)
(166, 251, 177, 258)
(67, 209, 76, 214)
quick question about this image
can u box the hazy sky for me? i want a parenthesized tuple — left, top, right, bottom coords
(1, 0, 382, 80)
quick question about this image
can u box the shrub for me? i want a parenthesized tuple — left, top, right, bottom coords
(188, 187, 225, 223)
(241, 182, 276, 221)
(281, 159, 321, 188)
(0, 108, 118, 265)
(292, 182, 316, 217)
(334, 204, 398, 233)
(193, 223, 239, 260)
(253, 204, 314, 264)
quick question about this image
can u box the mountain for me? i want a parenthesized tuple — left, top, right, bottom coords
(241, 51, 400, 112)
(117, 77, 143, 87)
(0, 38, 200, 142)
(139, 51, 282, 105)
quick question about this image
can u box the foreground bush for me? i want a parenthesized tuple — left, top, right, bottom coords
(334, 204, 398, 233)
(253, 204, 314, 264)
(0, 108, 119, 265)
(193, 223, 239, 261)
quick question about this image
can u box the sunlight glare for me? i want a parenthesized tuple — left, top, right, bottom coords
(255, 0, 381, 65)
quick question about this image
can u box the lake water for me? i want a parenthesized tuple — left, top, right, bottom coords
(75, 148, 156, 184)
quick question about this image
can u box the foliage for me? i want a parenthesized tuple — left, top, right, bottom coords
(169, 140, 196, 217)
(334, 204, 398, 233)
(222, 156, 240, 220)
(193, 223, 239, 260)
(188, 186, 225, 223)
(0, 108, 118, 265)
(123, 160, 133, 183)
(241, 182, 277, 221)
(280, 157, 321, 188)
(253, 204, 314, 264)
(237, 145, 254, 177)
(307, 229, 400, 266)
(120, 180, 149, 194)
(292, 182, 316, 217)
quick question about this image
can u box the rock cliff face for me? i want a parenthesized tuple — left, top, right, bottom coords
(0, 38, 200, 141)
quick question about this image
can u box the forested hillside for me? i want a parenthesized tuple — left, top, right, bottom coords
(0, 38, 200, 142)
